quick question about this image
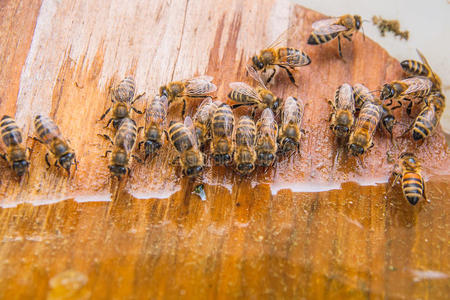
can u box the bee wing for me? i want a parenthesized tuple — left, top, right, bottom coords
(283, 97, 303, 126)
(276, 53, 310, 67)
(184, 76, 217, 96)
(193, 97, 213, 122)
(337, 84, 355, 111)
(246, 65, 268, 89)
(416, 49, 441, 87)
(402, 76, 433, 95)
(229, 82, 262, 102)
(146, 95, 168, 124)
(312, 18, 346, 35)
(416, 49, 432, 70)
(258, 108, 277, 140)
(265, 25, 296, 49)
(184, 116, 199, 149)
(235, 117, 256, 146)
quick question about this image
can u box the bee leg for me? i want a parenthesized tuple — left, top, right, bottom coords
(102, 150, 112, 158)
(138, 141, 144, 150)
(400, 121, 414, 138)
(251, 107, 257, 119)
(32, 137, 45, 144)
(391, 101, 402, 111)
(181, 98, 187, 119)
(131, 107, 144, 115)
(267, 68, 277, 85)
(132, 92, 146, 105)
(104, 118, 113, 129)
(338, 36, 343, 58)
(137, 126, 144, 134)
(74, 158, 78, 171)
(164, 130, 170, 142)
(422, 178, 427, 201)
(97, 134, 114, 145)
(386, 171, 401, 195)
(45, 153, 51, 169)
(279, 65, 297, 87)
(385, 99, 393, 107)
(343, 34, 352, 42)
(132, 155, 144, 164)
(231, 103, 251, 110)
(0, 153, 6, 161)
(99, 107, 111, 121)
(406, 101, 413, 117)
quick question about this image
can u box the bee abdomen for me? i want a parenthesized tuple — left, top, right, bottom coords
(402, 172, 424, 205)
(1, 116, 22, 146)
(400, 60, 430, 77)
(169, 123, 193, 152)
(34, 115, 59, 142)
(212, 106, 234, 137)
(412, 109, 437, 141)
(114, 77, 136, 102)
(307, 32, 339, 45)
(278, 48, 311, 65)
(228, 91, 250, 103)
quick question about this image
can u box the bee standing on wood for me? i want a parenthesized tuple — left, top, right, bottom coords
(249, 26, 311, 86)
(400, 49, 441, 91)
(168, 117, 204, 178)
(100, 76, 144, 129)
(389, 152, 426, 205)
(329, 83, 355, 141)
(160, 76, 217, 119)
(33, 115, 77, 175)
(352, 83, 374, 110)
(0, 115, 30, 177)
(307, 14, 362, 57)
(211, 103, 235, 165)
(139, 95, 168, 159)
(233, 116, 257, 175)
(380, 76, 433, 115)
(277, 96, 305, 153)
(193, 97, 219, 149)
(256, 108, 278, 167)
(102, 117, 139, 179)
(228, 66, 282, 116)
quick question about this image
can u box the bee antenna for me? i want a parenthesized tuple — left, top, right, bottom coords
(369, 89, 381, 94)
(361, 24, 366, 41)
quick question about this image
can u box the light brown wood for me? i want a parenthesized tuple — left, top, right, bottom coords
(0, 0, 449, 299)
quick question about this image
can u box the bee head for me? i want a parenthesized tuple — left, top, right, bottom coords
(109, 165, 127, 178)
(144, 140, 162, 158)
(272, 98, 282, 111)
(257, 152, 275, 165)
(159, 86, 169, 98)
(185, 165, 203, 177)
(252, 56, 264, 70)
(213, 153, 232, 165)
(354, 15, 362, 30)
(382, 114, 395, 134)
(59, 152, 75, 175)
(237, 162, 255, 173)
(380, 84, 395, 100)
(12, 160, 29, 177)
(334, 125, 350, 137)
(281, 137, 298, 152)
(349, 143, 364, 156)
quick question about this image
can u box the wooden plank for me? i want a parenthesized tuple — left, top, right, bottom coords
(0, 0, 448, 299)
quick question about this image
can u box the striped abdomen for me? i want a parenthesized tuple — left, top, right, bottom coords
(235, 116, 256, 146)
(212, 105, 234, 138)
(34, 115, 63, 145)
(114, 118, 137, 152)
(400, 60, 430, 78)
(1, 115, 22, 146)
(228, 90, 255, 104)
(402, 171, 425, 205)
(113, 77, 136, 103)
(168, 122, 194, 153)
(355, 101, 382, 136)
(278, 48, 311, 65)
(412, 105, 438, 141)
(352, 84, 373, 109)
(307, 32, 339, 45)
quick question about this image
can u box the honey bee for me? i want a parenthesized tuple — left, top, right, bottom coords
(233, 116, 257, 175)
(307, 14, 362, 57)
(140, 95, 168, 159)
(400, 49, 441, 91)
(380, 76, 433, 115)
(255, 108, 278, 167)
(410, 93, 446, 141)
(329, 83, 355, 140)
(103, 117, 139, 179)
(193, 97, 219, 149)
(228, 67, 282, 115)
(250, 27, 311, 86)
(160, 76, 217, 119)
(211, 103, 235, 165)
(348, 99, 395, 156)
(390, 152, 426, 205)
(352, 83, 374, 109)
(33, 115, 76, 175)
(100, 76, 144, 129)
(0, 115, 30, 177)
(277, 96, 305, 153)
(168, 117, 204, 177)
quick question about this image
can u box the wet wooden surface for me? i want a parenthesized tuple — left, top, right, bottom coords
(0, 0, 449, 299)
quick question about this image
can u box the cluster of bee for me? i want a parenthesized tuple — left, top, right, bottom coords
(0, 14, 445, 206)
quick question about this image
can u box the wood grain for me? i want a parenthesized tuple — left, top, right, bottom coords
(0, 0, 449, 299)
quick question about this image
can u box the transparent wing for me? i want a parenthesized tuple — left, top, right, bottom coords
(402, 76, 433, 95)
(275, 51, 310, 67)
(283, 97, 303, 126)
(337, 84, 355, 111)
(35, 115, 64, 144)
(417, 49, 441, 88)
(266, 25, 296, 49)
(184, 76, 217, 96)
(235, 117, 256, 146)
(229, 82, 262, 102)
(246, 65, 268, 89)
(146, 95, 168, 125)
(416, 49, 431, 70)
(184, 116, 199, 149)
(258, 108, 277, 140)
(193, 97, 214, 123)
(312, 18, 346, 35)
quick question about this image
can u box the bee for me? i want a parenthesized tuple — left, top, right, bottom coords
(103, 117, 139, 179)
(400, 49, 441, 91)
(168, 117, 204, 177)
(193, 97, 219, 149)
(250, 27, 311, 86)
(329, 83, 355, 140)
(410, 93, 446, 141)
(139, 95, 168, 159)
(228, 67, 282, 115)
(380, 76, 433, 115)
(211, 103, 235, 165)
(33, 115, 76, 175)
(307, 14, 362, 57)
(0, 115, 30, 177)
(233, 116, 257, 174)
(160, 76, 217, 119)
(100, 76, 144, 129)
(277, 96, 305, 153)
(255, 108, 278, 167)
(352, 83, 374, 109)
(348, 99, 395, 156)
(390, 152, 426, 205)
